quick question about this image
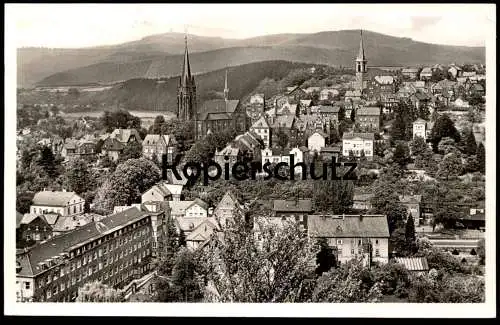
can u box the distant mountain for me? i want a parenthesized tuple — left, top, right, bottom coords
(18, 30, 485, 88)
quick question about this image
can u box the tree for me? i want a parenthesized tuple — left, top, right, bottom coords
(391, 110, 407, 140)
(405, 213, 417, 253)
(315, 238, 336, 276)
(436, 153, 462, 180)
(393, 142, 410, 169)
(119, 141, 143, 162)
(313, 176, 354, 214)
(76, 281, 124, 302)
(100, 110, 141, 132)
(312, 258, 382, 302)
(437, 137, 460, 155)
(169, 248, 204, 302)
(476, 143, 485, 174)
(16, 191, 34, 214)
(430, 114, 461, 152)
(464, 129, 478, 156)
(149, 115, 167, 134)
(178, 229, 186, 247)
(93, 158, 161, 213)
(158, 215, 180, 276)
(409, 136, 428, 156)
(37, 146, 60, 179)
(63, 158, 92, 194)
(198, 213, 317, 302)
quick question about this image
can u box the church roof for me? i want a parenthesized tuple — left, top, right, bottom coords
(356, 30, 366, 61)
(198, 100, 240, 121)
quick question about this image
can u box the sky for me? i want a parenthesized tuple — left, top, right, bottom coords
(6, 4, 495, 48)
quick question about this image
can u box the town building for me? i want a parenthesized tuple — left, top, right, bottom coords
(250, 115, 271, 148)
(16, 208, 154, 302)
(141, 134, 177, 164)
(352, 193, 374, 211)
(366, 76, 396, 101)
(141, 181, 184, 203)
(272, 199, 313, 230)
(168, 199, 209, 219)
(355, 107, 381, 132)
(212, 191, 243, 228)
(307, 131, 327, 152)
(214, 144, 243, 175)
(342, 132, 375, 159)
(448, 65, 463, 79)
(319, 146, 341, 161)
(17, 214, 53, 243)
(401, 68, 419, 80)
(196, 71, 248, 140)
(307, 214, 390, 265)
(30, 191, 85, 217)
(109, 128, 141, 145)
(412, 118, 428, 140)
(419, 67, 433, 81)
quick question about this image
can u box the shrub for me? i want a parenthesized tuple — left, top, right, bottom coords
(452, 249, 460, 255)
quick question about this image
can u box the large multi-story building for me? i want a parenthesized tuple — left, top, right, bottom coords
(308, 214, 390, 266)
(141, 134, 177, 164)
(355, 107, 381, 132)
(342, 132, 375, 159)
(16, 208, 154, 302)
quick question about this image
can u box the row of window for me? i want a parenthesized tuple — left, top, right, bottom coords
(39, 249, 150, 301)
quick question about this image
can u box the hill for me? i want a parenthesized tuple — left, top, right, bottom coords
(18, 30, 485, 88)
(18, 60, 326, 113)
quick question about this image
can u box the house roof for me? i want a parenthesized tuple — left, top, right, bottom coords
(52, 215, 94, 232)
(273, 199, 313, 212)
(420, 67, 433, 74)
(374, 76, 395, 85)
(32, 191, 80, 207)
(342, 132, 375, 141)
(110, 128, 141, 143)
(16, 207, 147, 277)
(187, 198, 209, 211)
(185, 218, 219, 242)
(142, 134, 176, 147)
(357, 107, 380, 116)
(309, 131, 328, 139)
(198, 100, 240, 120)
(251, 115, 270, 129)
(320, 146, 341, 153)
(175, 216, 208, 232)
(402, 68, 419, 73)
(216, 144, 240, 157)
(103, 137, 125, 151)
(394, 257, 429, 272)
(317, 106, 340, 114)
(308, 215, 389, 238)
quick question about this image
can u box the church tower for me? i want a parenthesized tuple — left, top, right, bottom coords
(177, 35, 197, 121)
(224, 69, 229, 101)
(355, 29, 367, 93)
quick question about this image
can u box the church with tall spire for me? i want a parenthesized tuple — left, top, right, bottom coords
(355, 29, 368, 93)
(177, 35, 197, 122)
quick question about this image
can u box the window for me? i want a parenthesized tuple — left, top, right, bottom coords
(336, 239, 343, 245)
(375, 249, 380, 257)
(25, 282, 30, 290)
(375, 240, 379, 245)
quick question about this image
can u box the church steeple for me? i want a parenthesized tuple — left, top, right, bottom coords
(177, 34, 197, 122)
(224, 69, 229, 101)
(181, 34, 192, 87)
(355, 29, 367, 93)
(357, 29, 366, 62)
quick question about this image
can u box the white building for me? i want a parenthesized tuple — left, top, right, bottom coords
(141, 181, 183, 202)
(168, 199, 209, 219)
(308, 131, 327, 152)
(308, 214, 390, 265)
(249, 115, 271, 148)
(342, 133, 374, 159)
(30, 191, 85, 217)
(412, 118, 428, 140)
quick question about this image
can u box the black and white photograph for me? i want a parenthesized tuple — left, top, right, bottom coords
(4, 3, 496, 317)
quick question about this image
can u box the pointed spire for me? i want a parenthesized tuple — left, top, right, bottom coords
(181, 33, 192, 87)
(357, 29, 366, 61)
(224, 69, 229, 101)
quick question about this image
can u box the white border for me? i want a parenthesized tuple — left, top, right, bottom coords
(4, 3, 496, 317)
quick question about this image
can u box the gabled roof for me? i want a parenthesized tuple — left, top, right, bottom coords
(402, 68, 419, 73)
(316, 106, 340, 114)
(187, 198, 209, 211)
(110, 128, 141, 143)
(215, 144, 240, 157)
(273, 199, 313, 212)
(308, 215, 389, 238)
(374, 76, 395, 85)
(420, 67, 433, 74)
(251, 115, 270, 129)
(413, 118, 427, 124)
(357, 106, 380, 116)
(198, 100, 240, 120)
(185, 218, 219, 242)
(32, 191, 81, 207)
(342, 132, 375, 141)
(103, 137, 125, 151)
(309, 131, 328, 139)
(142, 134, 176, 147)
(16, 207, 147, 277)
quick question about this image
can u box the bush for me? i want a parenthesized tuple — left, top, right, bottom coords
(452, 249, 460, 255)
